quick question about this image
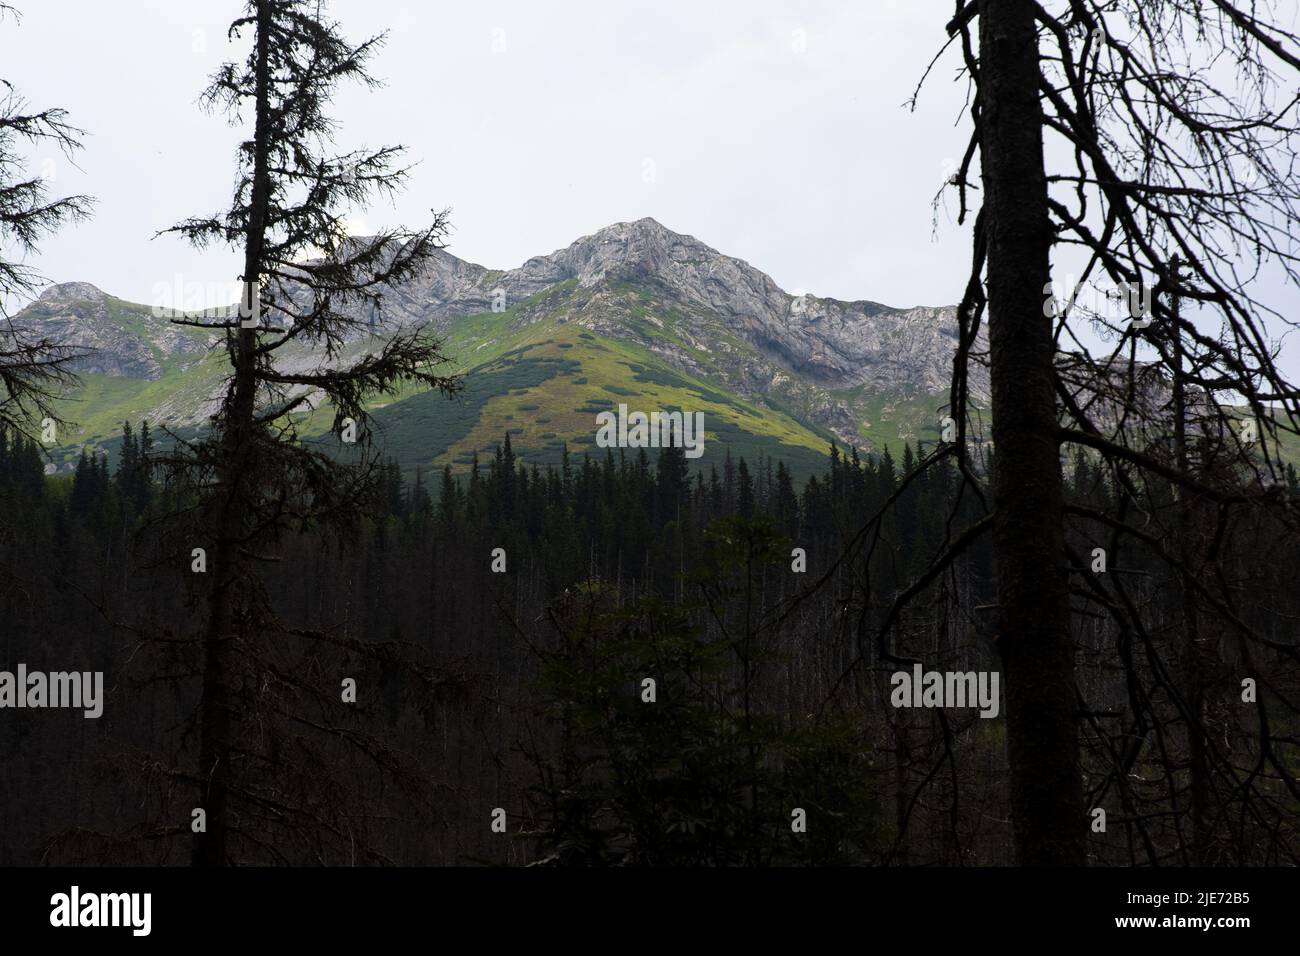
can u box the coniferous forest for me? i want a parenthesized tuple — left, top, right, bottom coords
(2, 424, 1298, 866)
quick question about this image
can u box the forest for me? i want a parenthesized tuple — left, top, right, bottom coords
(1, 423, 1297, 865)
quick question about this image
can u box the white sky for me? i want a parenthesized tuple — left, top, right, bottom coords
(2, 0, 1296, 380)
(1, 0, 975, 311)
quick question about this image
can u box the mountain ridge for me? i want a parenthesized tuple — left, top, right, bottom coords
(14, 218, 978, 473)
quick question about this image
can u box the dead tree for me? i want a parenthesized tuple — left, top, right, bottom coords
(914, 0, 1300, 864)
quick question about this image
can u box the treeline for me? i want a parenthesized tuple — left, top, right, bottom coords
(1, 425, 1297, 864)
(385, 433, 986, 603)
(44, 423, 990, 602)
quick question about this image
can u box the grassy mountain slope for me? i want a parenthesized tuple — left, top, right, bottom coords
(27, 219, 973, 479)
(42, 292, 908, 482)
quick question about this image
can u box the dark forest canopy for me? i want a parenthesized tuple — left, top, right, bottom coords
(1, 424, 1297, 865)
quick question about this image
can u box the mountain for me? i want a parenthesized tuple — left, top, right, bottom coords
(16, 218, 979, 478)
(13, 281, 216, 379)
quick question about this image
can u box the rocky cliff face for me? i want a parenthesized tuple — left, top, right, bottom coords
(13, 282, 213, 380)
(370, 218, 980, 397)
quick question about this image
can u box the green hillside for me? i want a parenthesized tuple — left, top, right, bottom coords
(43, 295, 904, 482)
(40, 288, 1295, 486)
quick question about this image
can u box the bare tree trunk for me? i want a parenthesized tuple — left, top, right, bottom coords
(193, 535, 237, 866)
(893, 713, 911, 865)
(1169, 270, 1210, 864)
(977, 0, 1085, 865)
(192, 0, 272, 867)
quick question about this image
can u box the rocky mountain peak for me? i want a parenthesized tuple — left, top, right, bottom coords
(12, 282, 209, 381)
(553, 217, 748, 289)
(35, 282, 109, 307)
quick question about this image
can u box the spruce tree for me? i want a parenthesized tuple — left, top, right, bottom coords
(163, 0, 459, 865)
(0, 4, 93, 437)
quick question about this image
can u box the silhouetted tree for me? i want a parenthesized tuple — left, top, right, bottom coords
(0, 4, 92, 438)
(161, 0, 459, 866)
(915, 0, 1300, 863)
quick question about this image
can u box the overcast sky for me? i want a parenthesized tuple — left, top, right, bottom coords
(2, 0, 976, 312)
(3, 0, 1297, 380)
